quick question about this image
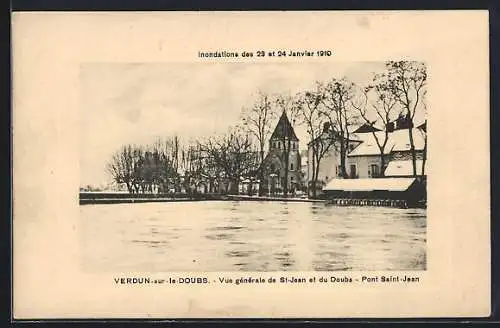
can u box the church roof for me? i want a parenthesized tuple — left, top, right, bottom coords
(270, 111, 299, 141)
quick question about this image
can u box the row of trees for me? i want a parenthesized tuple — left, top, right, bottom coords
(240, 61, 427, 197)
(107, 61, 427, 195)
(107, 130, 261, 194)
(107, 137, 181, 193)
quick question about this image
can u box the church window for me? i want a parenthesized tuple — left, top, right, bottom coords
(290, 163, 294, 171)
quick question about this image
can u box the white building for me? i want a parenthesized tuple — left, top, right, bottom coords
(346, 127, 426, 179)
(306, 121, 427, 196)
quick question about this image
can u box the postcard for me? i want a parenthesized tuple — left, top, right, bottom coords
(12, 11, 490, 318)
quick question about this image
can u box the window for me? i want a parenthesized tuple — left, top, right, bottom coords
(278, 142, 281, 149)
(290, 163, 294, 171)
(292, 142, 296, 150)
(370, 164, 380, 178)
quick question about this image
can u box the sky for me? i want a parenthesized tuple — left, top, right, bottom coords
(79, 61, 389, 187)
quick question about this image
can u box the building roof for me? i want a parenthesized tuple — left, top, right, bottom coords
(389, 128, 426, 152)
(384, 160, 424, 177)
(323, 177, 416, 192)
(352, 123, 383, 134)
(348, 132, 394, 157)
(347, 128, 425, 157)
(270, 111, 299, 141)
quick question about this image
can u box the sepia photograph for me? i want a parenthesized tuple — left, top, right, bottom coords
(79, 61, 427, 273)
(13, 11, 490, 318)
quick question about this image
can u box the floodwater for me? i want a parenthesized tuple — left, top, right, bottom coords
(80, 201, 426, 272)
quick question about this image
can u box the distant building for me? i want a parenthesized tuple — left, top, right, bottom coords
(261, 111, 302, 194)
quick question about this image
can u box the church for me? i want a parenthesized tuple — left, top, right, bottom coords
(261, 111, 302, 195)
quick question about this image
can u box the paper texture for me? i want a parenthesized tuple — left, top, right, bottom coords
(12, 11, 490, 318)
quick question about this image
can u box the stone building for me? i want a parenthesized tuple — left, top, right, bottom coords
(261, 111, 302, 194)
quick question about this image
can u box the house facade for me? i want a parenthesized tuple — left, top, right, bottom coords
(305, 126, 362, 196)
(306, 121, 427, 196)
(347, 127, 426, 179)
(306, 138, 361, 189)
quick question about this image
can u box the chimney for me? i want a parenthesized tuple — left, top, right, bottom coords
(323, 122, 331, 133)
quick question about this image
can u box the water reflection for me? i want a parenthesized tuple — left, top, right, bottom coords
(80, 201, 426, 272)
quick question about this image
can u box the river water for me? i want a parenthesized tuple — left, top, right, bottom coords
(80, 201, 426, 272)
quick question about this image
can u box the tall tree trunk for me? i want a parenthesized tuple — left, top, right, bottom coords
(340, 141, 348, 178)
(258, 150, 264, 196)
(311, 151, 317, 198)
(231, 179, 239, 194)
(421, 135, 427, 176)
(313, 157, 322, 198)
(379, 154, 385, 178)
(408, 127, 417, 176)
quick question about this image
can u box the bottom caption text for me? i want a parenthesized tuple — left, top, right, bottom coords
(113, 275, 421, 286)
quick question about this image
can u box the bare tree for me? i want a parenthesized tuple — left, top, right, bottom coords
(274, 93, 301, 196)
(107, 144, 144, 193)
(320, 77, 360, 178)
(150, 136, 181, 193)
(107, 144, 135, 193)
(384, 61, 427, 176)
(176, 139, 203, 194)
(198, 135, 229, 193)
(419, 100, 428, 176)
(108, 137, 184, 194)
(350, 76, 400, 177)
(241, 91, 276, 195)
(296, 84, 336, 197)
(227, 126, 260, 193)
(199, 126, 259, 194)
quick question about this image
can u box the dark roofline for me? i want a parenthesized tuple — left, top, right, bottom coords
(270, 111, 299, 141)
(352, 123, 382, 134)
